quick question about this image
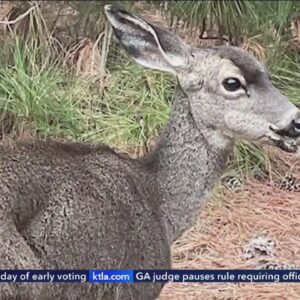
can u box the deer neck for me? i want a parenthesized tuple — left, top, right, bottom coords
(148, 88, 234, 245)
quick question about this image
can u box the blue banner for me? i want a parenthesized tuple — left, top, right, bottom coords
(0, 269, 299, 283)
(89, 270, 133, 283)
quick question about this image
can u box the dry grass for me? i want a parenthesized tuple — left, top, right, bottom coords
(242, 37, 267, 64)
(159, 150, 300, 300)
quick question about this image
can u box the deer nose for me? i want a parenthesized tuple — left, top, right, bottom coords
(284, 118, 300, 138)
(274, 114, 300, 138)
(293, 118, 300, 134)
(285, 118, 300, 138)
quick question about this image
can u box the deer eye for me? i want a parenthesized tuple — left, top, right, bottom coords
(222, 78, 242, 92)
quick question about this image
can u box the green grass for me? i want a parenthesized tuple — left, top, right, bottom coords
(269, 51, 300, 107)
(0, 38, 87, 139)
(0, 38, 172, 154)
(88, 63, 172, 146)
(231, 141, 272, 178)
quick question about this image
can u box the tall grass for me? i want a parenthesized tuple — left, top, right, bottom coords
(269, 51, 300, 107)
(152, 1, 300, 45)
(0, 37, 172, 156)
(0, 38, 87, 138)
(88, 63, 172, 148)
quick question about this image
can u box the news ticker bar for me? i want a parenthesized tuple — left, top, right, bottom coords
(0, 270, 300, 283)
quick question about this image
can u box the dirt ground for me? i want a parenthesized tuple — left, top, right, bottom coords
(158, 148, 300, 300)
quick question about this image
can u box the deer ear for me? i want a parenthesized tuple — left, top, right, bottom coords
(104, 5, 190, 75)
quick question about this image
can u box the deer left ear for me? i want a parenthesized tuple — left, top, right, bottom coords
(104, 5, 190, 75)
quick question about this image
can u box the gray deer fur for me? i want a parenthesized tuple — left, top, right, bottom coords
(1, 5, 300, 300)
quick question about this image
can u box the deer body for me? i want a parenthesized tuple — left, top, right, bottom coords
(0, 140, 169, 299)
(0, 5, 300, 300)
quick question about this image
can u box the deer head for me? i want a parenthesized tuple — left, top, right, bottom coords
(105, 5, 300, 153)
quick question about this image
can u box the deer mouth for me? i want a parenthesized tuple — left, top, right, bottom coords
(270, 135, 298, 153)
(265, 125, 299, 153)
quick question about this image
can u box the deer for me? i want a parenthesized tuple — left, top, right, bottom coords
(0, 4, 300, 300)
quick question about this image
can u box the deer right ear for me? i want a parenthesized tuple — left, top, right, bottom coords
(104, 5, 190, 75)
